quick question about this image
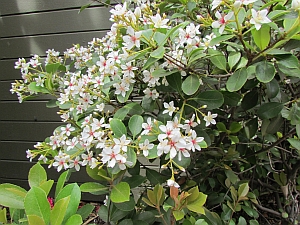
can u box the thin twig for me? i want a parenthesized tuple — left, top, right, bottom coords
(82, 215, 99, 225)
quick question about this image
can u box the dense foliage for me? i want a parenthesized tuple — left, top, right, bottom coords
(4, 0, 300, 224)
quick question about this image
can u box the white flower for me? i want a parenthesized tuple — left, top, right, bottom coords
(101, 146, 127, 169)
(113, 134, 131, 152)
(143, 88, 159, 100)
(291, 0, 300, 10)
(141, 117, 154, 135)
(187, 130, 204, 152)
(250, 9, 271, 30)
(81, 151, 97, 168)
(211, 0, 222, 10)
(182, 114, 198, 132)
(163, 101, 176, 116)
(123, 26, 142, 50)
(204, 111, 218, 126)
(139, 139, 154, 157)
(234, 0, 257, 8)
(69, 156, 81, 171)
(211, 11, 234, 34)
(167, 179, 180, 188)
(151, 13, 169, 28)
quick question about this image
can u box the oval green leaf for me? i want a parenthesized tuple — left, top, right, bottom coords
(110, 118, 127, 138)
(226, 68, 248, 92)
(257, 102, 284, 119)
(255, 60, 276, 83)
(28, 163, 47, 187)
(182, 75, 200, 95)
(80, 182, 108, 195)
(194, 90, 224, 110)
(129, 115, 143, 139)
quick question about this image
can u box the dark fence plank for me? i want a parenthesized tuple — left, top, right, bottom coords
(0, 30, 107, 59)
(0, 121, 62, 141)
(0, 0, 101, 15)
(0, 101, 60, 121)
(0, 141, 36, 161)
(0, 7, 112, 38)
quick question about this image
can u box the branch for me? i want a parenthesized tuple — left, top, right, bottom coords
(246, 128, 296, 157)
(254, 203, 281, 217)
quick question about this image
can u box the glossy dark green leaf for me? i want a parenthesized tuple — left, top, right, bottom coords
(266, 78, 280, 99)
(222, 91, 242, 106)
(255, 61, 276, 83)
(115, 196, 135, 211)
(243, 118, 258, 139)
(226, 68, 248, 92)
(123, 175, 146, 189)
(209, 51, 227, 71)
(80, 182, 109, 195)
(146, 168, 167, 185)
(194, 90, 224, 110)
(150, 46, 165, 59)
(76, 203, 94, 221)
(166, 72, 183, 94)
(152, 68, 179, 78)
(257, 102, 284, 119)
(241, 90, 258, 110)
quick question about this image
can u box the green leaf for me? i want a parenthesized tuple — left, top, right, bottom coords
(238, 183, 249, 198)
(79, 3, 92, 13)
(0, 183, 27, 209)
(173, 210, 185, 221)
(76, 203, 94, 221)
(166, 72, 183, 94)
(45, 63, 65, 74)
(238, 216, 247, 225)
(152, 68, 179, 78)
(146, 168, 167, 185)
(50, 196, 70, 225)
(24, 187, 50, 225)
(257, 102, 283, 119)
(39, 180, 54, 196)
(56, 183, 81, 224)
(143, 57, 160, 70)
(255, 60, 276, 83)
(110, 118, 127, 138)
(150, 46, 165, 59)
(111, 182, 130, 203)
(228, 52, 241, 71)
(242, 206, 259, 218)
(0, 208, 7, 224)
(86, 166, 109, 181)
(65, 214, 82, 225)
(182, 75, 200, 95)
(226, 68, 248, 92)
(119, 219, 134, 225)
(186, 192, 207, 214)
(210, 35, 235, 46)
(27, 215, 46, 225)
(225, 170, 239, 185)
(288, 138, 300, 150)
(194, 90, 224, 110)
(123, 175, 146, 189)
(55, 170, 69, 198)
(209, 50, 227, 71)
(251, 25, 270, 50)
(266, 78, 280, 99)
(80, 182, 109, 195)
(222, 91, 242, 106)
(115, 196, 135, 211)
(129, 115, 143, 139)
(28, 82, 50, 94)
(229, 122, 242, 133)
(114, 102, 143, 120)
(241, 89, 258, 110)
(243, 118, 258, 139)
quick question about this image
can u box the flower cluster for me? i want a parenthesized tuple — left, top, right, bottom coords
(11, 0, 298, 187)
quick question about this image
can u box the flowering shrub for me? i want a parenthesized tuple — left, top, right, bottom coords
(10, 0, 300, 224)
